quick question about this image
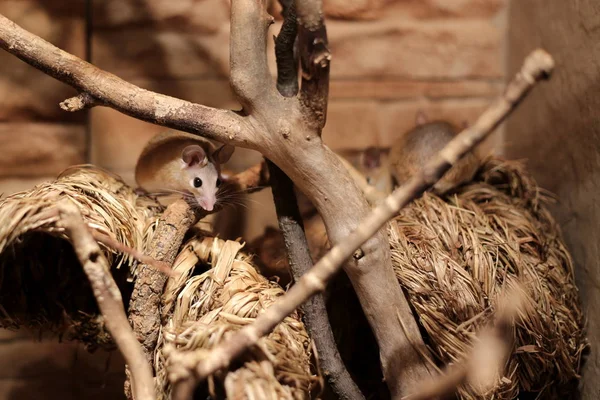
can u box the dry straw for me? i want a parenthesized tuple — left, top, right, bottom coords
(0, 157, 585, 400)
(0, 165, 163, 347)
(390, 157, 586, 399)
(0, 164, 317, 398)
(158, 233, 317, 399)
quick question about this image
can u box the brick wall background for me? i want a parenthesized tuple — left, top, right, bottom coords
(0, 0, 508, 398)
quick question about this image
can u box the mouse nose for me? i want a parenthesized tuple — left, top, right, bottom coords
(198, 197, 214, 211)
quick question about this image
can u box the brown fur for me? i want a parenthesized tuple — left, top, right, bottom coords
(135, 131, 218, 192)
(389, 121, 480, 195)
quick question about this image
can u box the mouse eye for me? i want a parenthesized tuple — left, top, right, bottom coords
(366, 177, 373, 185)
(216, 178, 222, 187)
(193, 177, 203, 188)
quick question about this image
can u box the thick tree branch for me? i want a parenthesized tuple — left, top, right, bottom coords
(275, 0, 299, 97)
(57, 201, 155, 400)
(297, 0, 330, 131)
(125, 198, 201, 397)
(0, 13, 251, 147)
(266, 159, 364, 399)
(230, 0, 275, 111)
(166, 48, 554, 394)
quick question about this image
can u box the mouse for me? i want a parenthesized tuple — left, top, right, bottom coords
(135, 130, 235, 212)
(356, 146, 393, 196)
(389, 111, 479, 195)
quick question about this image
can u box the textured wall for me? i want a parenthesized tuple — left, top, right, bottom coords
(506, 1, 600, 398)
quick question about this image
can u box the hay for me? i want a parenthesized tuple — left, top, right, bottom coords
(0, 165, 317, 399)
(0, 165, 162, 346)
(157, 233, 317, 399)
(389, 157, 586, 399)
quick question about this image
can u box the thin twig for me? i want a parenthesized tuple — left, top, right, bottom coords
(91, 230, 176, 277)
(266, 159, 364, 399)
(0, 13, 249, 146)
(57, 200, 155, 400)
(166, 48, 555, 394)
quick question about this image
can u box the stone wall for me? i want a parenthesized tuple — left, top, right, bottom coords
(0, 1, 508, 399)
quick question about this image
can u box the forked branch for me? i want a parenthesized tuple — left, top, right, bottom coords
(57, 201, 155, 400)
(271, 1, 362, 397)
(165, 49, 555, 394)
(0, 13, 250, 146)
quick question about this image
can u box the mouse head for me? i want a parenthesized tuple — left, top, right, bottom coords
(180, 144, 235, 211)
(359, 147, 392, 194)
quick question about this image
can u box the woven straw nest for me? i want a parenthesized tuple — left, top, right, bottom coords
(0, 165, 317, 399)
(156, 234, 316, 399)
(0, 165, 162, 348)
(389, 157, 586, 399)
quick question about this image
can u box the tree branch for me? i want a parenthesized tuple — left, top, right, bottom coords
(297, 0, 330, 130)
(0, 13, 251, 147)
(266, 159, 364, 399)
(125, 198, 201, 397)
(166, 48, 555, 393)
(275, 0, 299, 97)
(57, 201, 155, 400)
(230, 0, 275, 111)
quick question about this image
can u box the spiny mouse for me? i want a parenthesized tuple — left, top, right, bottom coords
(389, 111, 479, 195)
(135, 130, 235, 212)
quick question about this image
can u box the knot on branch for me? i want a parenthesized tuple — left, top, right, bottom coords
(60, 92, 100, 112)
(523, 49, 555, 80)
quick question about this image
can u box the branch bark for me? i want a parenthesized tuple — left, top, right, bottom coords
(270, 3, 361, 394)
(275, 0, 299, 97)
(297, 0, 330, 130)
(57, 201, 155, 400)
(267, 159, 364, 399)
(125, 199, 200, 396)
(230, 0, 275, 111)
(166, 48, 555, 396)
(0, 13, 252, 147)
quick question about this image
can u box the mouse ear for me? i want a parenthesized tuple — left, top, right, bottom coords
(360, 147, 382, 169)
(181, 145, 207, 167)
(415, 110, 429, 126)
(213, 144, 235, 164)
